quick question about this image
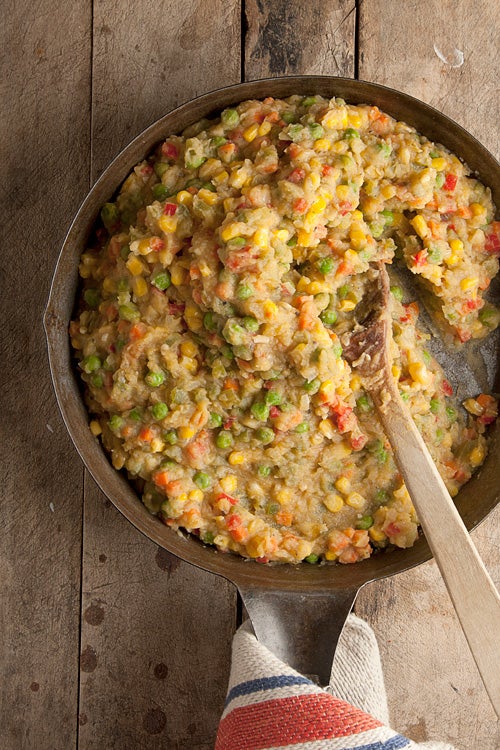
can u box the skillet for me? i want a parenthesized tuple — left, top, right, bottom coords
(44, 76, 500, 685)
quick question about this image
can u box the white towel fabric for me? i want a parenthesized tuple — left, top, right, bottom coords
(216, 615, 456, 750)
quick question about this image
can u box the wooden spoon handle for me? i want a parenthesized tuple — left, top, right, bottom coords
(376, 389, 500, 716)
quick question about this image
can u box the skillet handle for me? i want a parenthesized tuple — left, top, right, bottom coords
(237, 586, 358, 686)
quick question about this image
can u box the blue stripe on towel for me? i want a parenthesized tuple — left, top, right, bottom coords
(225, 674, 313, 707)
(341, 735, 410, 750)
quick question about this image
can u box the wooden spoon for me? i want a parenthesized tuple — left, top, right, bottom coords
(342, 262, 500, 716)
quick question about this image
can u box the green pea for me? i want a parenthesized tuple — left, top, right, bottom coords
(266, 501, 280, 514)
(221, 344, 234, 360)
(101, 202, 119, 231)
(163, 430, 178, 445)
(286, 235, 297, 247)
(376, 142, 392, 157)
(318, 257, 334, 274)
(145, 370, 165, 387)
(82, 355, 101, 373)
(151, 402, 169, 420)
(251, 402, 270, 421)
(257, 465, 271, 478)
(302, 96, 317, 107)
(422, 350, 432, 365)
(236, 283, 253, 300)
(356, 515, 374, 530)
(380, 209, 394, 225)
(152, 271, 171, 291)
(152, 183, 169, 201)
(242, 316, 259, 332)
(332, 342, 343, 359)
(446, 406, 457, 422)
(320, 309, 337, 326)
(295, 422, 309, 433)
(303, 378, 320, 394)
(256, 427, 274, 444)
(400, 391, 410, 402)
(120, 244, 131, 260)
(479, 306, 496, 325)
(194, 471, 211, 489)
(201, 531, 215, 544)
(117, 278, 129, 292)
(288, 123, 304, 142)
(309, 122, 324, 140)
(281, 111, 295, 124)
(344, 128, 360, 139)
(216, 430, 233, 449)
(154, 162, 170, 179)
(427, 246, 442, 264)
(208, 412, 223, 428)
(211, 136, 227, 148)
(90, 373, 103, 388)
(84, 288, 100, 308)
(203, 312, 217, 331)
(109, 415, 124, 432)
(221, 108, 239, 128)
(264, 391, 281, 406)
(430, 398, 440, 414)
(228, 236, 247, 248)
(356, 395, 372, 412)
(338, 284, 350, 300)
(435, 172, 445, 189)
(119, 303, 140, 322)
(304, 553, 319, 564)
(375, 489, 387, 504)
(129, 408, 142, 421)
(390, 285, 403, 302)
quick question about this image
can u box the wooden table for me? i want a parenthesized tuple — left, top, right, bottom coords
(2, 1, 499, 747)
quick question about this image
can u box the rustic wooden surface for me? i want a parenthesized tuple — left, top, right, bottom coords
(1, 1, 498, 748)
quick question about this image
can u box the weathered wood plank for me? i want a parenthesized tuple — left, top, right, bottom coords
(356, 1, 500, 746)
(245, 0, 356, 80)
(78, 2, 241, 747)
(0, 2, 92, 748)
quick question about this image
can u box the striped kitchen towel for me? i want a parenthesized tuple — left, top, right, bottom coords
(216, 617, 455, 750)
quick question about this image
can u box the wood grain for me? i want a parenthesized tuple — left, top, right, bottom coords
(0, 2, 91, 748)
(245, 0, 356, 80)
(355, 1, 500, 746)
(78, 2, 241, 747)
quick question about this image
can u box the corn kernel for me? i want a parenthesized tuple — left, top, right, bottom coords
(431, 157, 446, 171)
(347, 111, 362, 128)
(449, 239, 464, 254)
(221, 222, 246, 242)
(189, 489, 204, 502)
(263, 300, 278, 320)
(258, 120, 272, 136)
(180, 340, 198, 358)
(314, 138, 330, 152)
(408, 361, 430, 385)
(132, 276, 148, 297)
(150, 437, 165, 453)
(297, 228, 314, 247)
(321, 107, 348, 129)
(381, 184, 396, 199)
(392, 365, 401, 380)
(198, 188, 219, 205)
(212, 170, 229, 185)
(339, 298, 356, 312)
(369, 526, 386, 543)
(182, 356, 198, 374)
(344, 249, 359, 264)
(346, 491, 366, 510)
(445, 253, 460, 267)
(228, 451, 245, 466)
(184, 303, 202, 331)
(351, 210, 363, 221)
(460, 277, 478, 292)
(350, 229, 366, 250)
(273, 229, 289, 242)
(137, 238, 152, 255)
(178, 493, 188, 503)
(463, 398, 483, 416)
(469, 444, 485, 467)
(336, 184, 350, 201)
(243, 123, 259, 142)
(220, 475, 238, 493)
(324, 550, 338, 561)
(349, 375, 362, 391)
(89, 420, 102, 436)
(170, 266, 187, 287)
(275, 488, 292, 505)
(178, 426, 195, 441)
(307, 280, 329, 295)
(176, 190, 193, 205)
(319, 379, 335, 399)
(323, 493, 344, 513)
(304, 172, 321, 192)
(319, 419, 335, 438)
(410, 215, 429, 239)
(296, 276, 310, 292)
(229, 168, 250, 189)
(253, 228, 269, 247)
(158, 214, 178, 233)
(470, 202, 486, 217)
(198, 260, 212, 277)
(126, 255, 145, 276)
(335, 476, 351, 494)
(102, 276, 116, 294)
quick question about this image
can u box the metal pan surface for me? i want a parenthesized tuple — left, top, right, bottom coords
(45, 76, 500, 682)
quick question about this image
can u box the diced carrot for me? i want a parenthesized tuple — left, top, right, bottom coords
(293, 197, 308, 214)
(275, 510, 293, 526)
(153, 470, 170, 488)
(223, 377, 239, 391)
(129, 322, 146, 340)
(139, 426, 154, 442)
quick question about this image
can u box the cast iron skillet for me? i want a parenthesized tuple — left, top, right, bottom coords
(44, 76, 500, 685)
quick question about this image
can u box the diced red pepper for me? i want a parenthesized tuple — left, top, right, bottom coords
(413, 249, 428, 267)
(218, 493, 237, 506)
(351, 433, 368, 451)
(150, 237, 165, 252)
(442, 379, 453, 396)
(443, 173, 458, 192)
(485, 222, 500, 256)
(163, 202, 177, 215)
(161, 142, 178, 160)
(269, 406, 281, 419)
(288, 143, 302, 159)
(287, 167, 306, 184)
